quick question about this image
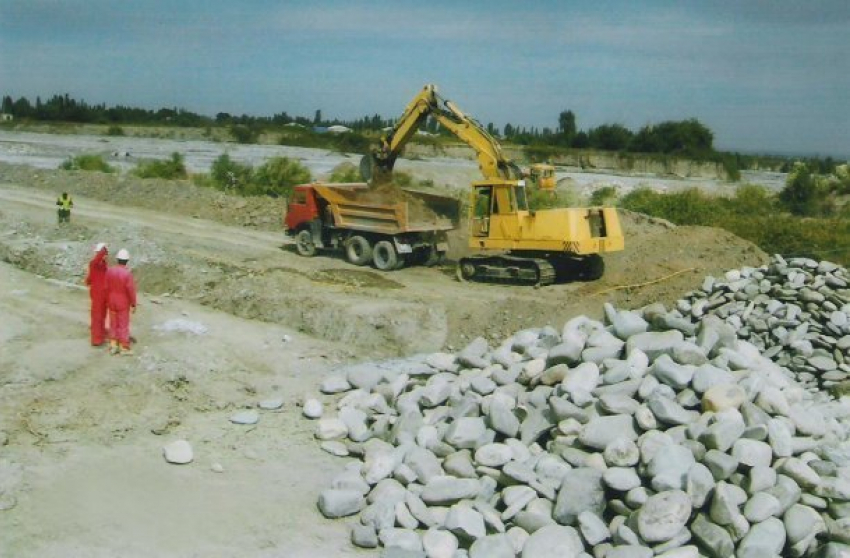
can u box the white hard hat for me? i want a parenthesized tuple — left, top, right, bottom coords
(116, 249, 130, 261)
(94, 242, 107, 252)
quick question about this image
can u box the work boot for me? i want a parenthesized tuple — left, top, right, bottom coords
(109, 340, 120, 355)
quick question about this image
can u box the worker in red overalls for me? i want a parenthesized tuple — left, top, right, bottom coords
(84, 242, 109, 346)
(106, 248, 137, 356)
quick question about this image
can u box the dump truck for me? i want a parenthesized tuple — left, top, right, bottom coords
(284, 182, 460, 270)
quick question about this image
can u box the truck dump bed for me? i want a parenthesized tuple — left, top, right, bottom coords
(313, 184, 459, 235)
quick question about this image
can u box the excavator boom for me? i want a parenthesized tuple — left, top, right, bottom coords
(365, 84, 522, 184)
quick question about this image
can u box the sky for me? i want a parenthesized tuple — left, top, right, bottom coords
(1, 0, 848, 158)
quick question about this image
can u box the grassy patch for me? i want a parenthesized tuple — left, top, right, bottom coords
(132, 152, 188, 180)
(59, 154, 116, 173)
(618, 185, 850, 265)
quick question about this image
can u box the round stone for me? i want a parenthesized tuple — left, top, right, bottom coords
(303, 398, 323, 419)
(637, 490, 692, 543)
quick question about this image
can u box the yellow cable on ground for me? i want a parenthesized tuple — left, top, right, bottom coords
(592, 267, 698, 296)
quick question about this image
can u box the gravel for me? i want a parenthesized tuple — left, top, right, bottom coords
(308, 258, 850, 557)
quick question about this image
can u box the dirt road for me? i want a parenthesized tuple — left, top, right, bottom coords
(0, 170, 767, 557)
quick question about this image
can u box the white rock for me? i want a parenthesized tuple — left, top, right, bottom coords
(314, 418, 348, 441)
(258, 397, 284, 410)
(229, 410, 259, 425)
(162, 440, 193, 464)
(303, 398, 323, 419)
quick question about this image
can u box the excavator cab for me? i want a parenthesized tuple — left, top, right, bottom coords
(469, 180, 530, 240)
(528, 164, 556, 192)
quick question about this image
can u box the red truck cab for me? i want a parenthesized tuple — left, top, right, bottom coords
(284, 185, 320, 232)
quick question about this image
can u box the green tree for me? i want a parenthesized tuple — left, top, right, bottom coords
(558, 110, 577, 146)
(588, 124, 633, 151)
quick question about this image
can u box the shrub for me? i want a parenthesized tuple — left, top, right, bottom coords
(779, 162, 819, 216)
(619, 184, 850, 266)
(620, 187, 717, 225)
(328, 162, 362, 183)
(230, 124, 259, 144)
(210, 153, 253, 191)
(133, 152, 188, 180)
(589, 185, 618, 206)
(59, 154, 115, 173)
(249, 157, 311, 197)
(106, 125, 125, 136)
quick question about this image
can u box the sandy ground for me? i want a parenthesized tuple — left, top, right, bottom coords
(0, 260, 366, 558)
(0, 147, 769, 557)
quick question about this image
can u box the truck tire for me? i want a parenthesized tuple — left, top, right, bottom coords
(295, 229, 317, 257)
(373, 240, 400, 271)
(345, 235, 372, 266)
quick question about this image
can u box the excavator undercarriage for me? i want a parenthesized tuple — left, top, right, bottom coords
(456, 253, 604, 287)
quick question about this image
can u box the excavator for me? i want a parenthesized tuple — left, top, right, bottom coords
(361, 84, 624, 286)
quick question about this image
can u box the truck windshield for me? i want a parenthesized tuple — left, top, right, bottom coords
(514, 185, 528, 211)
(292, 190, 307, 204)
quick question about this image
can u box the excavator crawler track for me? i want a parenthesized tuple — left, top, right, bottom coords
(456, 255, 556, 287)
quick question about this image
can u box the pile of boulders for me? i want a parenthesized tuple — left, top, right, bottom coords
(676, 256, 850, 391)
(306, 293, 850, 557)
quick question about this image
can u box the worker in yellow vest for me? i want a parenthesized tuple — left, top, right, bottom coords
(56, 192, 74, 224)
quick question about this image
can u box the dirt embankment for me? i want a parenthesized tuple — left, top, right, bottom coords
(0, 162, 285, 231)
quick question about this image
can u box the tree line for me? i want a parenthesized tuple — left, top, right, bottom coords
(2, 93, 715, 154)
(3, 92, 840, 175)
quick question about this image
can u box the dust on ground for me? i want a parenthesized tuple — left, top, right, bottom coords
(0, 158, 768, 557)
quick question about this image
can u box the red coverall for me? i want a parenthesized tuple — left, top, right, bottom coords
(84, 249, 109, 345)
(106, 264, 137, 349)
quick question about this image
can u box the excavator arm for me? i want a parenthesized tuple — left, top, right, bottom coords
(363, 84, 523, 184)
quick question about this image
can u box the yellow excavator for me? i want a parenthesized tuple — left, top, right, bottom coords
(362, 84, 624, 286)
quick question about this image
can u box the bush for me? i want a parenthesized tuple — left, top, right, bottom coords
(59, 154, 115, 173)
(589, 186, 618, 206)
(620, 187, 717, 225)
(619, 185, 850, 266)
(210, 153, 253, 191)
(133, 152, 188, 180)
(230, 124, 259, 144)
(779, 162, 819, 216)
(249, 157, 311, 197)
(106, 125, 125, 136)
(328, 162, 362, 183)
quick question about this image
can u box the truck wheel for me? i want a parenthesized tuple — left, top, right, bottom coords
(345, 236, 372, 266)
(372, 240, 399, 271)
(295, 229, 317, 257)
